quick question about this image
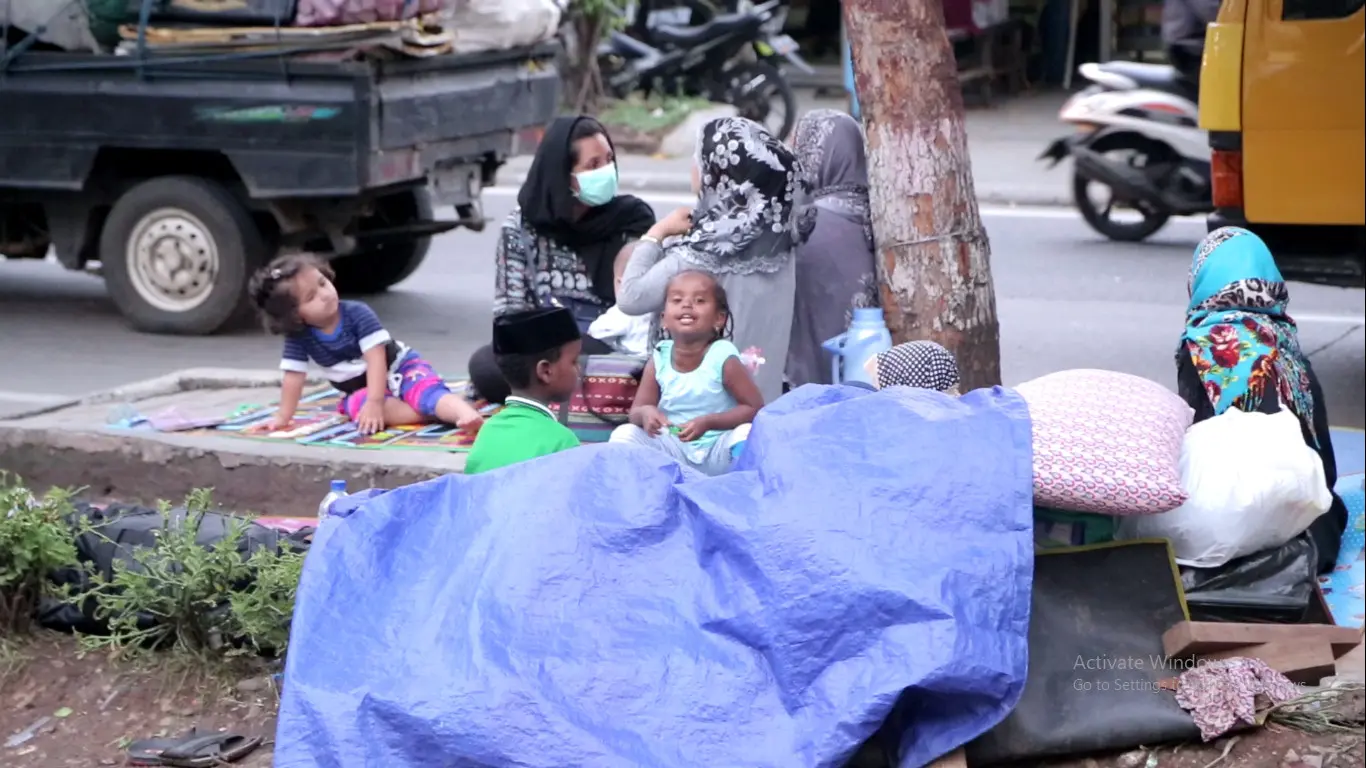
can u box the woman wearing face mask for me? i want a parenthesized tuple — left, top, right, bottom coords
(467, 116, 656, 403)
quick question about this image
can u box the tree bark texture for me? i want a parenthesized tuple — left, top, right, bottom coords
(843, 0, 1003, 389)
(565, 13, 608, 114)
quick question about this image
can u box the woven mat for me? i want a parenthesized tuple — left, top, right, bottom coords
(211, 384, 496, 453)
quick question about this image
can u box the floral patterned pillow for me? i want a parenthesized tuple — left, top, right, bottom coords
(1016, 369, 1194, 516)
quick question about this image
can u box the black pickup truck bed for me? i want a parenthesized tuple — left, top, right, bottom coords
(0, 41, 561, 334)
(0, 42, 560, 197)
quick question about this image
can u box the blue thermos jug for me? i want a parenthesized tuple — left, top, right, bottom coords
(822, 307, 893, 386)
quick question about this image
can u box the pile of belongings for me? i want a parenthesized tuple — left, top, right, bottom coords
(3, 0, 562, 55)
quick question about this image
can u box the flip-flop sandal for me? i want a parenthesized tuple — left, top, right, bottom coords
(127, 730, 199, 766)
(159, 733, 263, 767)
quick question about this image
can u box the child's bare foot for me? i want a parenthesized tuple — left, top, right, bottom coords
(436, 394, 483, 433)
(456, 412, 484, 435)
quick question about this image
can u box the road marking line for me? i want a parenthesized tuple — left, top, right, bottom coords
(483, 187, 1205, 222)
(0, 390, 71, 405)
(481, 186, 1357, 323)
(1295, 313, 1365, 326)
(980, 208, 1203, 222)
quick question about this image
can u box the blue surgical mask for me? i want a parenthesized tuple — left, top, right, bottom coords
(573, 163, 619, 207)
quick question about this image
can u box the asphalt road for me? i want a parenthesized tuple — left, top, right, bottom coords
(2, 190, 1363, 427)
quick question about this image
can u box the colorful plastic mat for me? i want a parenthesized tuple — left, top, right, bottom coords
(213, 386, 496, 453)
(1320, 473, 1365, 629)
(1331, 426, 1365, 476)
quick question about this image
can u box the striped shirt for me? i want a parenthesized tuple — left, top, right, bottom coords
(279, 301, 406, 393)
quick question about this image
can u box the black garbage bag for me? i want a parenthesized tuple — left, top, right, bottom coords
(1180, 532, 1321, 623)
(38, 502, 310, 635)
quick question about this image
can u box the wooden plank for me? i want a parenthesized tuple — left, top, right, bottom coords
(118, 19, 409, 42)
(1203, 640, 1337, 685)
(1337, 633, 1365, 679)
(928, 748, 968, 768)
(1308, 581, 1336, 624)
(1163, 621, 1363, 659)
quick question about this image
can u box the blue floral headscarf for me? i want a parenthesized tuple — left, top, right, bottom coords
(1180, 226, 1318, 445)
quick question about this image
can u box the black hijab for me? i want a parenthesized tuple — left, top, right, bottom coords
(516, 115, 657, 304)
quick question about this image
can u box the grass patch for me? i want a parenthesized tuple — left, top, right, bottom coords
(0, 636, 32, 686)
(78, 488, 305, 662)
(1, 473, 305, 664)
(599, 94, 716, 136)
(0, 473, 81, 635)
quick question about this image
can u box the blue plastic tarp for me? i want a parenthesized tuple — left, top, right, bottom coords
(275, 385, 1036, 768)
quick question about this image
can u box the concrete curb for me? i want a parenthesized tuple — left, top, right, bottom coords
(0, 427, 452, 516)
(2, 367, 290, 421)
(498, 170, 1073, 208)
(0, 368, 462, 515)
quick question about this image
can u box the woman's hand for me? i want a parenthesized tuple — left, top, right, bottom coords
(648, 206, 693, 240)
(356, 399, 386, 435)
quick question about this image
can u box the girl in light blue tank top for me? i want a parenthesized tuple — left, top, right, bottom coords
(610, 271, 765, 476)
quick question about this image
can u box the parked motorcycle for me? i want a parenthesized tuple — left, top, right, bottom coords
(599, 0, 813, 141)
(1039, 61, 1213, 242)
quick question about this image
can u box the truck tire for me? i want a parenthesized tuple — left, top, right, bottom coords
(331, 188, 433, 295)
(101, 176, 266, 335)
(729, 60, 799, 142)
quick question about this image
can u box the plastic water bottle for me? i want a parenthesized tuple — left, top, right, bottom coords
(317, 480, 348, 533)
(822, 307, 893, 386)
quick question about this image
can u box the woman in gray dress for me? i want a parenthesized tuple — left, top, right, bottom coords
(616, 117, 800, 403)
(786, 109, 880, 387)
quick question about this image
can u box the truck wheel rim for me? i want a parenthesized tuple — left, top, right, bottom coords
(126, 208, 220, 313)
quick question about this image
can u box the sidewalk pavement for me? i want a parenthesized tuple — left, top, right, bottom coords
(500, 91, 1074, 207)
(0, 369, 458, 516)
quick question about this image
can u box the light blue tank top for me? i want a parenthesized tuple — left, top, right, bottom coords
(654, 339, 740, 452)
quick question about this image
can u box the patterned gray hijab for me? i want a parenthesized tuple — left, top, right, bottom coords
(793, 109, 874, 251)
(669, 117, 800, 276)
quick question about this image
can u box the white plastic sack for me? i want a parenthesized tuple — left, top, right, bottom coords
(442, 0, 562, 55)
(2, 0, 101, 52)
(1118, 407, 1332, 568)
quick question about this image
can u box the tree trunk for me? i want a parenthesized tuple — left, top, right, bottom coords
(843, 0, 1003, 390)
(566, 13, 609, 115)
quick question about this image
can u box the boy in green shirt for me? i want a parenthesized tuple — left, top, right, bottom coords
(464, 307, 584, 475)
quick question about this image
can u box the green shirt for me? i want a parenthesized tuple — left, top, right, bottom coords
(463, 397, 581, 475)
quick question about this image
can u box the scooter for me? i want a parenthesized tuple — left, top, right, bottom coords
(1039, 61, 1213, 242)
(599, 0, 813, 140)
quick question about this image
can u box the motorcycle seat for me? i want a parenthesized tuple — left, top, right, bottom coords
(651, 14, 758, 48)
(1096, 61, 1193, 96)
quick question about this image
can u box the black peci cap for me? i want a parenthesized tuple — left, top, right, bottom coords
(491, 307, 581, 355)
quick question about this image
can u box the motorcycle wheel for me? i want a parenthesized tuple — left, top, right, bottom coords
(1072, 134, 1173, 243)
(727, 60, 798, 141)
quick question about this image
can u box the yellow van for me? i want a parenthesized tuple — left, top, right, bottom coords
(1199, 0, 1364, 287)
